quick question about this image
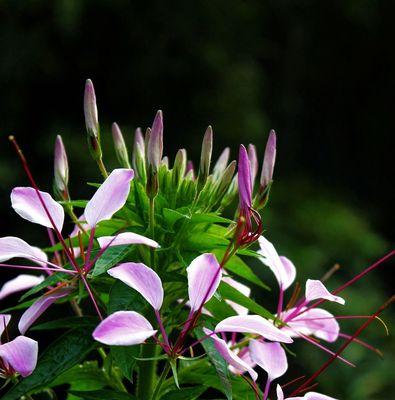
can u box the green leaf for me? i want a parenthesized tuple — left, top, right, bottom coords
(31, 316, 99, 331)
(108, 280, 146, 314)
(214, 249, 269, 290)
(69, 390, 135, 399)
(204, 296, 236, 321)
(184, 231, 229, 252)
(195, 328, 232, 400)
(163, 208, 190, 229)
(219, 281, 274, 319)
(161, 386, 207, 400)
(19, 272, 70, 301)
(59, 200, 88, 208)
(110, 346, 140, 381)
(91, 245, 133, 277)
(0, 298, 35, 313)
(170, 359, 180, 389)
(190, 213, 232, 225)
(2, 328, 97, 400)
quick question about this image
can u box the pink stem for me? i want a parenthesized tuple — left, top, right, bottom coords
(263, 378, 271, 400)
(85, 227, 96, 267)
(155, 309, 170, 350)
(338, 332, 382, 356)
(0, 263, 76, 274)
(277, 286, 284, 317)
(46, 228, 61, 269)
(80, 273, 103, 320)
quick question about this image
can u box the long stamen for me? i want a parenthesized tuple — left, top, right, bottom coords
(289, 295, 395, 397)
(338, 333, 383, 357)
(0, 263, 76, 274)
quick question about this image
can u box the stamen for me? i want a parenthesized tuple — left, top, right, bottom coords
(321, 263, 340, 282)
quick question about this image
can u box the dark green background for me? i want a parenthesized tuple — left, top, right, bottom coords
(0, 1, 393, 399)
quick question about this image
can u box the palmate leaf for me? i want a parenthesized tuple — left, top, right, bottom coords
(69, 389, 135, 399)
(2, 327, 97, 400)
(219, 281, 274, 320)
(195, 328, 232, 400)
(90, 245, 134, 277)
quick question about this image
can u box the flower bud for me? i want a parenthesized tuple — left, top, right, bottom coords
(84, 79, 99, 138)
(132, 128, 147, 183)
(161, 156, 169, 169)
(54, 135, 69, 200)
(172, 149, 187, 187)
(238, 145, 252, 212)
(112, 122, 131, 168)
(147, 110, 163, 172)
(198, 126, 213, 189)
(260, 130, 276, 190)
(221, 174, 238, 209)
(215, 160, 236, 201)
(248, 144, 258, 188)
(185, 160, 195, 180)
(213, 147, 230, 179)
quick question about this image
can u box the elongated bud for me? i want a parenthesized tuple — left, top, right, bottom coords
(221, 173, 238, 209)
(147, 110, 163, 171)
(84, 79, 102, 161)
(213, 147, 230, 179)
(185, 160, 195, 180)
(260, 130, 276, 190)
(84, 79, 99, 138)
(132, 128, 147, 183)
(112, 123, 131, 168)
(172, 149, 187, 187)
(248, 144, 258, 188)
(198, 126, 213, 188)
(238, 145, 252, 212)
(54, 135, 69, 200)
(215, 160, 236, 200)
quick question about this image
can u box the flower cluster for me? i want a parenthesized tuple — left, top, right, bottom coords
(0, 80, 392, 400)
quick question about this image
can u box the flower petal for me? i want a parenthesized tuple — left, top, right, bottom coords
(215, 315, 293, 343)
(276, 385, 286, 400)
(305, 280, 345, 305)
(282, 307, 340, 343)
(93, 311, 156, 345)
(187, 253, 221, 312)
(222, 276, 251, 315)
(84, 169, 134, 228)
(108, 263, 163, 310)
(11, 187, 64, 231)
(0, 314, 11, 339)
(249, 340, 288, 380)
(0, 336, 38, 377)
(98, 232, 159, 249)
(258, 236, 296, 290)
(203, 328, 258, 381)
(228, 348, 256, 375)
(0, 274, 45, 301)
(18, 288, 72, 334)
(0, 236, 48, 266)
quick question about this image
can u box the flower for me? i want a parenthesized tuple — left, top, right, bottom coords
(0, 315, 38, 377)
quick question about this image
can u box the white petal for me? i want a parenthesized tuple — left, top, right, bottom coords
(305, 280, 345, 305)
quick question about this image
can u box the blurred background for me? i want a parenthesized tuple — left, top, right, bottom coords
(0, 1, 393, 399)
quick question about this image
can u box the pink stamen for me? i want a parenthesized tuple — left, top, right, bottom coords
(0, 263, 76, 274)
(155, 309, 170, 351)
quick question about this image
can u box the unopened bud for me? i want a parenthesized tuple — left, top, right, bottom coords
(213, 147, 230, 179)
(172, 149, 187, 187)
(161, 156, 169, 169)
(54, 135, 69, 200)
(248, 144, 258, 188)
(215, 160, 236, 201)
(260, 130, 276, 190)
(221, 174, 238, 209)
(112, 122, 131, 168)
(185, 160, 195, 180)
(198, 126, 213, 188)
(147, 110, 163, 171)
(132, 128, 147, 183)
(84, 79, 99, 138)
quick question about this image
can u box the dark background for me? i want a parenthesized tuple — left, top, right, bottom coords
(0, 1, 394, 399)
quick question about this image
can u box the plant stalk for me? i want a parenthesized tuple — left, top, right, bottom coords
(137, 343, 158, 400)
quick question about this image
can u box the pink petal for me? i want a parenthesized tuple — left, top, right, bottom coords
(11, 187, 64, 231)
(187, 253, 221, 312)
(0, 314, 11, 339)
(238, 145, 253, 211)
(282, 307, 340, 343)
(84, 169, 134, 228)
(276, 384, 286, 400)
(108, 263, 163, 310)
(222, 276, 251, 315)
(228, 348, 256, 375)
(93, 311, 157, 345)
(282, 387, 338, 400)
(0, 274, 45, 301)
(203, 328, 257, 381)
(0, 336, 38, 377)
(249, 340, 288, 380)
(258, 236, 296, 290)
(215, 315, 293, 343)
(97, 232, 160, 249)
(0, 236, 48, 266)
(305, 280, 345, 305)
(18, 288, 72, 334)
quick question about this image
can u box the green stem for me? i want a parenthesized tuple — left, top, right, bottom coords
(151, 362, 171, 400)
(97, 158, 109, 179)
(137, 343, 158, 399)
(148, 197, 156, 269)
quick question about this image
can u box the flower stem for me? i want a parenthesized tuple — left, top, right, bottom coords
(151, 362, 171, 400)
(97, 158, 109, 179)
(137, 343, 158, 400)
(148, 197, 156, 269)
